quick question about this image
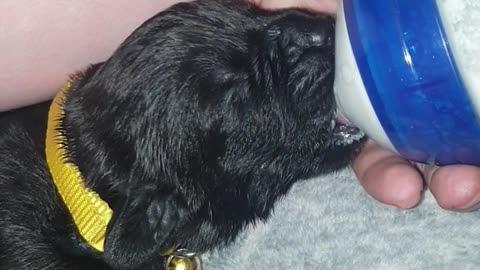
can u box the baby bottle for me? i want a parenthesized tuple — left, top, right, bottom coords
(334, 0, 480, 165)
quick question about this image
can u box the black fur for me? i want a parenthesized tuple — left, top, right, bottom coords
(0, 1, 363, 269)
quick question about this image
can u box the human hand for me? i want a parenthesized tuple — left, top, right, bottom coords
(257, 0, 336, 14)
(353, 140, 480, 211)
(257, 0, 480, 212)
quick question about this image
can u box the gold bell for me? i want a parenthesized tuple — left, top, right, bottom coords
(165, 249, 202, 270)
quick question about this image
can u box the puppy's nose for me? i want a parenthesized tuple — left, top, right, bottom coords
(309, 17, 335, 48)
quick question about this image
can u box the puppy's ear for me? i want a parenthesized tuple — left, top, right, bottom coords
(104, 188, 185, 268)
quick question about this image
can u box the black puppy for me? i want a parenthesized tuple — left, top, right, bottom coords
(0, 0, 364, 269)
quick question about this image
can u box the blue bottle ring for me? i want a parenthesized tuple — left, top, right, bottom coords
(344, 0, 480, 165)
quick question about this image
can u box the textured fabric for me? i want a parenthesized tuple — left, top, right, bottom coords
(203, 168, 480, 270)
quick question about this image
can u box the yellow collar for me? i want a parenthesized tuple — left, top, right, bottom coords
(45, 81, 201, 269)
(45, 81, 112, 252)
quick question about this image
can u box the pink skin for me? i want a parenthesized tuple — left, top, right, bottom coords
(0, 0, 191, 111)
(1, 0, 479, 211)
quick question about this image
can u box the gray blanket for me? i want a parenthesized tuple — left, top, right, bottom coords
(203, 168, 480, 270)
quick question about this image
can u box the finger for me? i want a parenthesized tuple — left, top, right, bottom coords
(353, 140, 424, 209)
(418, 164, 480, 211)
(257, 0, 337, 14)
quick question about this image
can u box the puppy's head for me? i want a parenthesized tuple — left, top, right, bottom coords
(60, 0, 363, 268)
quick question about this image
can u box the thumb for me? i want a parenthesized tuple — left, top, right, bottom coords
(416, 163, 480, 211)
